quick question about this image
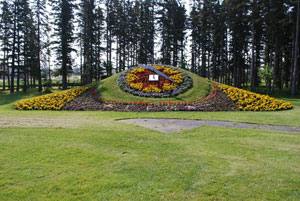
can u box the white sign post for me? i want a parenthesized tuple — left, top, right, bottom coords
(149, 74, 159, 81)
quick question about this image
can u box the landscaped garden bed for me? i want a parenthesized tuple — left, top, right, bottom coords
(118, 64, 193, 98)
(63, 84, 236, 112)
(219, 84, 293, 111)
(15, 64, 293, 112)
(15, 87, 89, 110)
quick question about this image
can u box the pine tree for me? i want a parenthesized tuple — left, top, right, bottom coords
(9, 0, 18, 94)
(93, 5, 104, 80)
(225, 0, 250, 87)
(79, 0, 95, 84)
(32, 0, 46, 92)
(250, 0, 263, 90)
(211, 1, 228, 82)
(50, 0, 76, 89)
(104, 0, 116, 73)
(158, 0, 186, 67)
(291, 0, 300, 96)
(190, 1, 200, 74)
(23, 2, 38, 92)
(0, 0, 12, 91)
(138, 0, 155, 64)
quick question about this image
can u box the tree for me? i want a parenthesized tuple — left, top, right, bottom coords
(291, 0, 300, 96)
(50, 0, 76, 89)
(158, 0, 186, 67)
(93, 5, 104, 80)
(104, 0, 114, 73)
(250, 0, 263, 90)
(211, 1, 228, 82)
(225, 0, 250, 87)
(79, 0, 95, 84)
(32, 0, 46, 92)
(23, 2, 39, 92)
(0, 0, 12, 91)
(0, 0, 298, 95)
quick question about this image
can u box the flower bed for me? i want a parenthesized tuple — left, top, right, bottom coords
(118, 64, 193, 98)
(218, 84, 293, 111)
(15, 87, 89, 110)
(64, 85, 236, 112)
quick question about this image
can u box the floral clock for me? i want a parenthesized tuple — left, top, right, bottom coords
(118, 64, 193, 98)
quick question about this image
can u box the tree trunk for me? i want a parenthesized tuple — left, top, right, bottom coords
(37, 3, 43, 92)
(291, 0, 300, 96)
(10, 2, 17, 94)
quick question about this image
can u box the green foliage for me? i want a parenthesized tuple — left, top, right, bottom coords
(259, 64, 273, 92)
(158, 0, 186, 66)
(49, 0, 76, 89)
(42, 87, 53, 94)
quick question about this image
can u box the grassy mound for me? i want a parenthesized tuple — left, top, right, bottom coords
(98, 69, 210, 103)
(219, 84, 293, 111)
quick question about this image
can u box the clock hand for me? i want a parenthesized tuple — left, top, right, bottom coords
(139, 64, 174, 82)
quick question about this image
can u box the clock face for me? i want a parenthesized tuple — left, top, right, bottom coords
(118, 64, 193, 98)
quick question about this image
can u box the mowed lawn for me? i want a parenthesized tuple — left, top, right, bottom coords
(0, 91, 300, 201)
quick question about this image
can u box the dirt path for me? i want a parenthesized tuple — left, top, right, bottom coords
(1, 115, 300, 134)
(0, 116, 103, 128)
(119, 119, 300, 134)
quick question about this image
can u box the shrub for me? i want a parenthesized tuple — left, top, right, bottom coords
(15, 87, 89, 110)
(43, 87, 53, 94)
(218, 84, 293, 111)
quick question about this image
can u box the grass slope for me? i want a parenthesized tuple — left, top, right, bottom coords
(98, 69, 210, 103)
(0, 92, 300, 201)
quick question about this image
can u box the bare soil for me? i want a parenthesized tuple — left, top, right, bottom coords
(0, 116, 99, 128)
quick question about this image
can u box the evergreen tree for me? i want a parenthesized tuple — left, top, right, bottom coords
(250, 0, 263, 90)
(291, 0, 300, 96)
(10, 0, 36, 93)
(32, 0, 46, 92)
(79, 0, 95, 84)
(158, 0, 186, 67)
(50, 0, 76, 89)
(93, 5, 104, 80)
(0, 0, 12, 91)
(225, 0, 250, 87)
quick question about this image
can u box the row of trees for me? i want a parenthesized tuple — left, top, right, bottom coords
(191, 0, 300, 95)
(0, 0, 41, 93)
(0, 0, 299, 96)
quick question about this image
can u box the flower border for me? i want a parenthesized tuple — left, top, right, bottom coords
(218, 84, 293, 111)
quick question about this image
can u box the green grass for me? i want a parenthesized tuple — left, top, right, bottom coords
(98, 69, 210, 102)
(0, 90, 300, 201)
(0, 89, 41, 110)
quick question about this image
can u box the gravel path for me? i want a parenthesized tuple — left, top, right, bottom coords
(119, 118, 300, 134)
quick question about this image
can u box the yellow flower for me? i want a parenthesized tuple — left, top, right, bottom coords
(15, 87, 88, 110)
(218, 84, 293, 111)
(143, 85, 162, 93)
(162, 83, 176, 91)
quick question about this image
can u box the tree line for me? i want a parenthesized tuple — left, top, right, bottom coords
(0, 0, 299, 96)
